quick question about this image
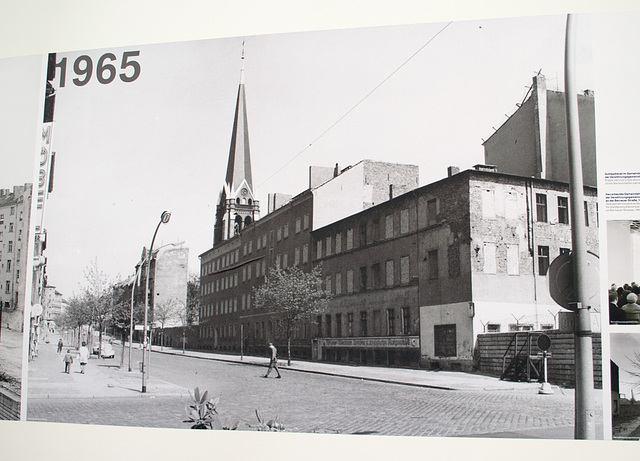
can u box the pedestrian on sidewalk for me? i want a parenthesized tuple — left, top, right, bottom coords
(79, 342, 89, 374)
(57, 338, 63, 354)
(264, 342, 281, 378)
(63, 349, 73, 374)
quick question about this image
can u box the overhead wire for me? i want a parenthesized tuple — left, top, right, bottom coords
(257, 21, 454, 187)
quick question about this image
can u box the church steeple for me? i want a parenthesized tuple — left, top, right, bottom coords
(214, 43, 260, 245)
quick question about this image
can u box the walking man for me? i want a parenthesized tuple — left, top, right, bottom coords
(57, 338, 63, 354)
(63, 349, 73, 374)
(264, 342, 281, 378)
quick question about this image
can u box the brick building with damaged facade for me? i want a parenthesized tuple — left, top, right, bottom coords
(199, 73, 599, 370)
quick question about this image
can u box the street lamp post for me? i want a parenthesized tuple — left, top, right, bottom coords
(141, 211, 171, 393)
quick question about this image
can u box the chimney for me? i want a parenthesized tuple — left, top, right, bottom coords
(447, 166, 460, 177)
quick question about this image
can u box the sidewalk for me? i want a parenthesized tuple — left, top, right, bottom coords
(153, 344, 557, 393)
(27, 335, 189, 399)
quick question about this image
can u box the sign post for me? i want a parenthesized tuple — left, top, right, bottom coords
(537, 334, 553, 395)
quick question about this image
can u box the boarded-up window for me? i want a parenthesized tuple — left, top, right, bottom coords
(434, 324, 456, 357)
(326, 236, 332, 256)
(400, 208, 409, 234)
(400, 256, 410, 284)
(335, 233, 342, 253)
(505, 191, 518, 221)
(346, 270, 354, 294)
(294, 247, 300, 265)
(483, 243, 496, 274)
(303, 244, 309, 264)
(385, 214, 394, 239)
(317, 240, 323, 259)
(386, 259, 394, 287)
(325, 275, 332, 294)
(335, 272, 342, 295)
(346, 228, 353, 250)
(482, 189, 495, 218)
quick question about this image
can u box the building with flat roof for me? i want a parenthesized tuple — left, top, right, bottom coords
(199, 73, 600, 370)
(483, 74, 596, 188)
(0, 184, 32, 333)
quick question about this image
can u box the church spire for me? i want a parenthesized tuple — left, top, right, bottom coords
(214, 42, 260, 246)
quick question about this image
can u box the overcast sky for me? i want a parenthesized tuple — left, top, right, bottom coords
(0, 13, 616, 297)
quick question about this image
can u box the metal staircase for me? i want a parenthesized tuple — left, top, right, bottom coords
(501, 332, 542, 382)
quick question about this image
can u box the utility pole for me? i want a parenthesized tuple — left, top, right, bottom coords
(564, 13, 595, 440)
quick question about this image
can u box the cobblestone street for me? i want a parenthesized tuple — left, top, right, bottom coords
(27, 337, 603, 438)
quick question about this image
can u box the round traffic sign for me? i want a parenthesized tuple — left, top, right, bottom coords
(537, 333, 551, 351)
(548, 251, 600, 311)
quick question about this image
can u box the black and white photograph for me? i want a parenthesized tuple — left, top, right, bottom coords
(0, 55, 41, 421)
(606, 220, 640, 324)
(2, 1, 640, 459)
(7, 14, 606, 438)
(610, 333, 640, 439)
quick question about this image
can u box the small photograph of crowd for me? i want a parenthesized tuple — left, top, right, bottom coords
(607, 220, 640, 325)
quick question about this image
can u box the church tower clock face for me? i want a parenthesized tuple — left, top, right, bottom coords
(241, 188, 248, 197)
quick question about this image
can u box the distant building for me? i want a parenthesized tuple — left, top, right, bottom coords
(0, 184, 32, 332)
(314, 166, 598, 369)
(41, 285, 67, 332)
(483, 74, 596, 187)
(116, 245, 189, 345)
(199, 72, 600, 370)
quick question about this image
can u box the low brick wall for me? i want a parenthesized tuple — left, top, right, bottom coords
(476, 330, 602, 389)
(0, 387, 20, 420)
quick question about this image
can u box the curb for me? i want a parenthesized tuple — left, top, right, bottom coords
(150, 348, 464, 391)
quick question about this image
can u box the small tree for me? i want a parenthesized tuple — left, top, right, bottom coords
(186, 273, 201, 326)
(82, 259, 113, 357)
(253, 264, 330, 365)
(154, 297, 180, 350)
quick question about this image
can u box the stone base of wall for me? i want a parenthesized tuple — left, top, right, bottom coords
(476, 330, 602, 389)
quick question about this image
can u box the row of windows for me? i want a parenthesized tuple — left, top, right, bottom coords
(536, 193, 597, 227)
(324, 256, 413, 295)
(202, 244, 313, 296)
(200, 292, 259, 319)
(200, 320, 310, 341)
(202, 213, 311, 277)
(317, 199, 440, 259)
(317, 307, 412, 338)
(201, 307, 415, 342)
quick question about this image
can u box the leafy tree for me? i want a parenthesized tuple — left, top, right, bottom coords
(186, 273, 201, 326)
(111, 286, 145, 367)
(154, 296, 180, 350)
(253, 264, 330, 365)
(81, 258, 114, 357)
(55, 293, 92, 348)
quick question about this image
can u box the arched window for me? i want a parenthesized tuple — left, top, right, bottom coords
(244, 216, 253, 227)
